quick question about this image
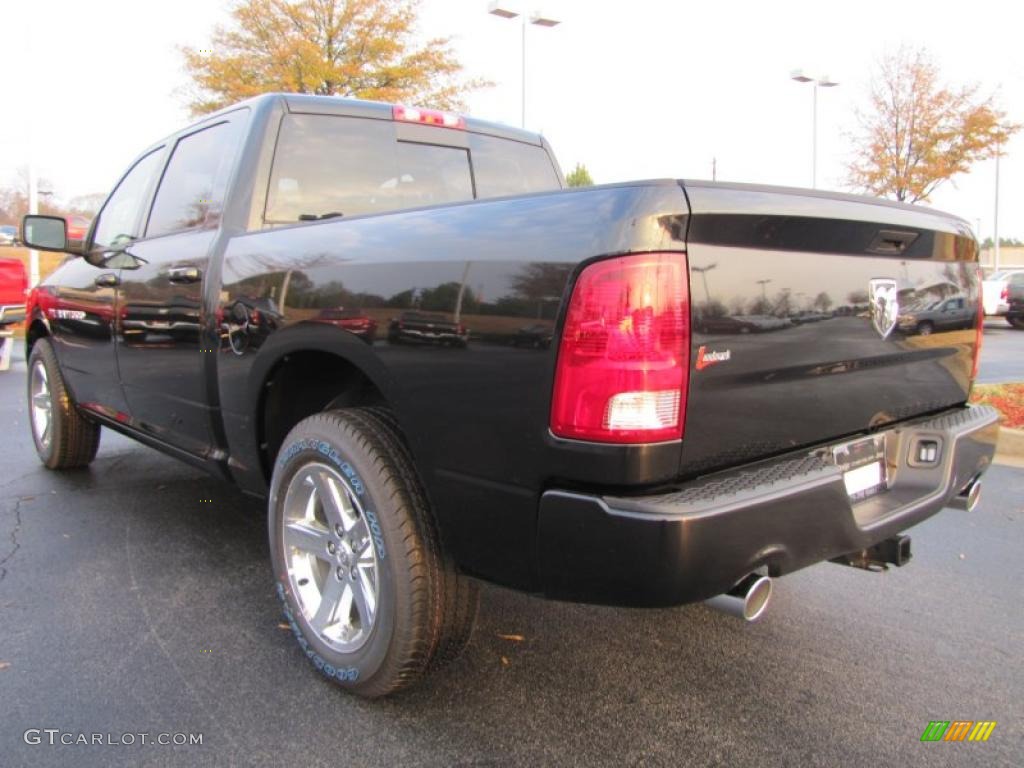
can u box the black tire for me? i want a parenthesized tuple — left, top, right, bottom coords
(1007, 316, 1024, 330)
(26, 338, 101, 469)
(269, 407, 472, 697)
(357, 407, 478, 669)
(916, 321, 934, 336)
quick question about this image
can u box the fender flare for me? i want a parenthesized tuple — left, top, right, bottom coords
(243, 322, 399, 426)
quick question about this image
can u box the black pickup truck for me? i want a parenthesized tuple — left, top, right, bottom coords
(21, 93, 998, 697)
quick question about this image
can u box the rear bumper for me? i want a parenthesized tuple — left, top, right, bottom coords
(538, 405, 999, 607)
(0, 304, 25, 325)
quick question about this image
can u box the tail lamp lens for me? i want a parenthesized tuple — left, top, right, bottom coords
(550, 252, 689, 443)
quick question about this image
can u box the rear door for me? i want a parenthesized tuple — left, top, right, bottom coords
(116, 112, 246, 456)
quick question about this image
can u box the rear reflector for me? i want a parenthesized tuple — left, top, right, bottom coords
(550, 252, 690, 443)
(393, 105, 466, 130)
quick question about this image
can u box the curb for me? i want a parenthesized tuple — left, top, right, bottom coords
(996, 426, 1024, 461)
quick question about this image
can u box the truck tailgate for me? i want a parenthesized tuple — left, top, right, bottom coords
(679, 181, 980, 476)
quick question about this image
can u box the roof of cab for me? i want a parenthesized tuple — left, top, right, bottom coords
(183, 92, 544, 146)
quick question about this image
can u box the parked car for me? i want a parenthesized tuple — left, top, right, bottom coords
(0, 224, 18, 246)
(1003, 272, 1024, 329)
(65, 215, 91, 247)
(313, 307, 378, 344)
(0, 256, 28, 327)
(897, 296, 976, 335)
(387, 310, 468, 347)
(697, 314, 791, 334)
(981, 269, 1024, 316)
(512, 323, 554, 348)
(20, 93, 997, 698)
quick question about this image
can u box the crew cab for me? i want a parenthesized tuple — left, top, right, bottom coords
(21, 93, 998, 697)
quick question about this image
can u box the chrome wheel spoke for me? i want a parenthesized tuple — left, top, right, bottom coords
(310, 575, 345, 634)
(312, 469, 351, 531)
(350, 518, 371, 555)
(284, 520, 330, 557)
(351, 570, 375, 626)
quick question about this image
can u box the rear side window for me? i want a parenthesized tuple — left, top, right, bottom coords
(469, 133, 561, 199)
(147, 119, 244, 238)
(266, 115, 473, 223)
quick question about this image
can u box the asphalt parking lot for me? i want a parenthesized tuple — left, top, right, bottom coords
(979, 318, 1024, 384)
(1, 342, 1022, 767)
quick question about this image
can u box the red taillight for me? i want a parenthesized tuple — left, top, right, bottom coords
(393, 105, 465, 130)
(972, 268, 984, 382)
(550, 252, 690, 443)
(1001, 285, 1009, 302)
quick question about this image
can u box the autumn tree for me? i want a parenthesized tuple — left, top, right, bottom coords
(565, 163, 594, 187)
(847, 47, 1019, 203)
(181, 0, 487, 116)
(813, 292, 833, 312)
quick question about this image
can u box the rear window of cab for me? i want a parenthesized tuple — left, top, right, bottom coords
(264, 114, 560, 224)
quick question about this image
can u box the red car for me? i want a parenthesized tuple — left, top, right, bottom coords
(0, 257, 28, 327)
(66, 215, 91, 245)
(312, 307, 378, 343)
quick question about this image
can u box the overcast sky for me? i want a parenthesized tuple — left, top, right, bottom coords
(1, 0, 1020, 239)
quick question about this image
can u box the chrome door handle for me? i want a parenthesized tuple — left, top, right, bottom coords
(168, 266, 202, 284)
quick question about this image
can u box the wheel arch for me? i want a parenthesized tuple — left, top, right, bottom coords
(26, 316, 50, 356)
(244, 325, 399, 485)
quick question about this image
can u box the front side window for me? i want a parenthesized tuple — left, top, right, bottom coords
(265, 115, 474, 223)
(92, 149, 164, 249)
(147, 119, 244, 238)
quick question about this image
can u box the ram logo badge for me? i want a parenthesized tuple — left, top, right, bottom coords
(696, 346, 731, 371)
(869, 278, 899, 339)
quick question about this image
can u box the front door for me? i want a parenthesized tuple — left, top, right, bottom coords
(116, 114, 245, 456)
(49, 148, 166, 416)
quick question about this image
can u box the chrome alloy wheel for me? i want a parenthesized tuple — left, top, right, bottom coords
(30, 360, 53, 450)
(281, 463, 380, 653)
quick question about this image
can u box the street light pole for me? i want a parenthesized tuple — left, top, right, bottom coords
(790, 70, 838, 189)
(28, 164, 40, 288)
(994, 134, 1002, 273)
(692, 263, 717, 303)
(488, 2, 561, 129)
(756, 279, 772, 300)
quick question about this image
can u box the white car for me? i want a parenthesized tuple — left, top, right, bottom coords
(982, 269, 1024, 316)
(0, 225, 18, 246)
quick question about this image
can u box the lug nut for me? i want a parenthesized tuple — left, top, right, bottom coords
(336, 566, 345, 580)
(335, 524, 344, 536)
(327, 542, 336, 554)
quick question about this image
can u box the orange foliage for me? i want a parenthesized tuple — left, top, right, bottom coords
(180, 0, 489, 116)
(847, 47, 1020, 203)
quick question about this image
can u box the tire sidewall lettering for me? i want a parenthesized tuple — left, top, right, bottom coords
(275, 582, 360, 683)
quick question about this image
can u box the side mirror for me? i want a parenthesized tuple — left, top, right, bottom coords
(21, 215, 68, 252)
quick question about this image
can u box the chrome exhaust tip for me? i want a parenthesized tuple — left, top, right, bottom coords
(704, 574, 773, 622)
(950, 479, 982, 512)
